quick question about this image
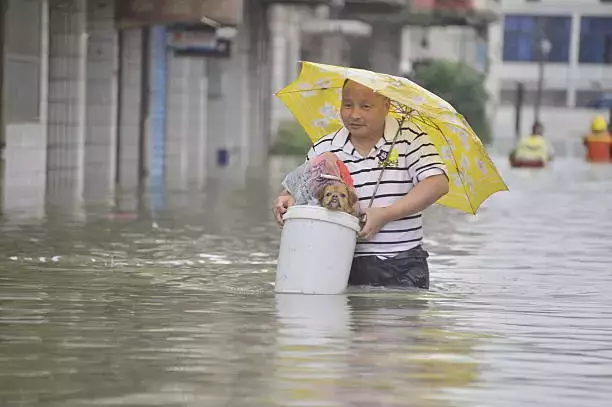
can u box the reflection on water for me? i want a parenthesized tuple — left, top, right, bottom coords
(1, 157, 612, 406)
(272, 293, 481, 407)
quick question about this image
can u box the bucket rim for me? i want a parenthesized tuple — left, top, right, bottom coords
(283, 205, 360, 232)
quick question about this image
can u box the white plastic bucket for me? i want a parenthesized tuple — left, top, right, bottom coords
(275, 205, 360, 295)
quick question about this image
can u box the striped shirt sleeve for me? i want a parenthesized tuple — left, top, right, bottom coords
(407, 131, 448, 184)
(306, 137, 335, 161)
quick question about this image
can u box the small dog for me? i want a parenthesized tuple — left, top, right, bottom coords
(316, 182, 359, 216)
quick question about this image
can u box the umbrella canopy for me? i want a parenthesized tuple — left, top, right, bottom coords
(275, 61, 508, 214)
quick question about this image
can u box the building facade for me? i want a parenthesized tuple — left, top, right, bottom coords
(399, 0, 500, 75)
(269, 0, 501, 138)
(487, 0, 612, 153)
(0, 0, 271, 219)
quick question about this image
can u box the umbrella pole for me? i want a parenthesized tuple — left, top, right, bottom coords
(367, 115, 407, 209)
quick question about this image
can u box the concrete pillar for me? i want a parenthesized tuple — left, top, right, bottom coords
(368, 22, 401, 75)
(206, 0, 270, 178)
(205, 57, 228, 177)
(244, 0, 271, 174)
(567, 12, 581, 108)
(320, 33, 346, 66)
(269, 4, 287, 139)
(399, 26, 413, 75)
(45, 0, 87, 215)
(41, 0, 50, 146)
(116, 28, 143, 191)
(311, 5, 348, 67)
(146, 26, 167, 213)
(486, 20, 503, 140)
(0, 0, 4, 217)
(1, 0, 47, 218)
(269, 4, 303, 141)
(83, 0, 118, 205)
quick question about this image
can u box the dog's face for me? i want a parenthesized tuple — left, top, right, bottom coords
(316, 183, 358, 215)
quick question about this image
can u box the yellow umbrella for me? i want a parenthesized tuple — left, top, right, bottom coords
(274, 61, 508, 214)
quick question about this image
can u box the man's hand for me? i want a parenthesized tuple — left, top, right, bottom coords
(273, 191, 295, 226)
(358, 207, 391, 240)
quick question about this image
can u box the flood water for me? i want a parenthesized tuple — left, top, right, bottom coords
(1, 156, 612, 407)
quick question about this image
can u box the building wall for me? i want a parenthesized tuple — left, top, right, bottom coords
(367, 22, 401, 76)
(165, 49, 207, 191)
(487, 0, 612, 148)
(2, 0, 118, 217)
(46, 0, 87, 212)
(83, 0, 118, 205)
(2, 124, 47, 217)
(2, 0, 274, 218)
(246, 0, 272, 174)
(116, 28, 143, 191)
(268, 4, 303, 140)
(2, 0, 46, 218)
(147, 25, 167, 213)
(206, 0, 270, 178)
(401, 25, 486, 74)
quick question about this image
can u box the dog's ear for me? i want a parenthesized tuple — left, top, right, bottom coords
(347, 188, 359, 216)
(347, 187, 358, 207)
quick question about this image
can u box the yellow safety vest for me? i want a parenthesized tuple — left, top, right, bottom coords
(514, 135, 549, 162)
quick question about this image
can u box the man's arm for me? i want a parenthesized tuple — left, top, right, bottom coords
(383, 174, 449, 221)
(401, 128, 450, 216)
(273, 146, 315, 226)
(358, 174, 448, 239)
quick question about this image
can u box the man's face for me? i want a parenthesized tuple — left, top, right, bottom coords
(340, 80, 390, 140)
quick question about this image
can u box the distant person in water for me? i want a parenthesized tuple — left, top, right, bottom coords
(583, 115, 611, 143)
(511, 122, 554, 164)
(582, 115, 612, 162)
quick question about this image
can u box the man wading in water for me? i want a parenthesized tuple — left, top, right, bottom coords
(273, 80, 449, 289)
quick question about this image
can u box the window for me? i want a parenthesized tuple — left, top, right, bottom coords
(575, 90, 612, 107)
(579, 17, 612, 64)
(500, 87, 567, 107)
(502, 15, 571, 62)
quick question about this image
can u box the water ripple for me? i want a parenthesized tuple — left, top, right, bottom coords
(1, 158, 611, 406)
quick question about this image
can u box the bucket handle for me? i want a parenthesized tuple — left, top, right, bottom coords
(360, 114, 407, 227)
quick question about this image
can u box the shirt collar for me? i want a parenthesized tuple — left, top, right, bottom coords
(383, 115, 400, 143)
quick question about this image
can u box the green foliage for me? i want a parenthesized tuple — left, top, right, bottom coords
(412, 60, 492, 144)
(269, 120, 312, 156)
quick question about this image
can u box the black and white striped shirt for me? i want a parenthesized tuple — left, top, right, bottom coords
(307, 116, 447, 257)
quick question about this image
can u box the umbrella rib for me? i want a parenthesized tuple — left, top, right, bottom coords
(361, 99, 478, 214)
(275, 86, 343, 95)
(413, 113, 477, 214)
